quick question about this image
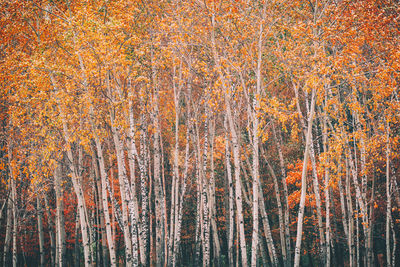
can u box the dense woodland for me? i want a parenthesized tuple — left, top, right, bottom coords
(0, 0, 399, 266)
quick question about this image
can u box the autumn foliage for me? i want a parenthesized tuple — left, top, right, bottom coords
(0, 0, 399, 266)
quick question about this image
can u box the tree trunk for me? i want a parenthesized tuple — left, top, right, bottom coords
(126, 100, 147, 266)
(296, 86, 325, 263)
(208, 118, 221, 264)
(3, 195, 12, 267)
(201, 113, 210, 267)
(43, 194, 56, 267)
(272, 125, 291, 267)
(74, 212, 81, 267)
(224, 116, 235, 267)
(93, 155, 109, 267)
(262, 148, 285, 266)
(65, 144, 92, 267)
(54, 164, 65, 267)
(251, 9, 266, 264)
(345, 157, 355, 267)
(386, 122, 391, 267)
(11, 165, 17, 267)
(294, 88, 316, 267)
(258, 182, 278, 267)
(151, 53, 165, 266)
(323, 105, 331, 267)
(111, 123, 139, 266)
(93, 140, 117, 267)
(37, 197, 45, 267)
(168, 75, 180, 265)
(172, 124, 190, 267)
(229, 107, 248, 267)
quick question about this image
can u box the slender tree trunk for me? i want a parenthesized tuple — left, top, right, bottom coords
(294, 88, 316, 267)
(323, 105, 331, 267)
(390, 210, 396, 267)
(43, 194, 56, 267)
(3, 195, 12, 267)
(66, 146, 92, 267)
(126, 101, 146, 266)
(54, 164, 65, 267)
(149, 152, 156, 267)
(250, 128, 260, 265)
(272, 124, 291, 267)
(209, 118, 221, 264)
(345, 157, 355, 267)
(93, 141, 117, 267)
(106, 152, 124, 231)
(230, 108, 248, 267)
(386, 122, 391, 267)
(296, 86, 325, 263)
(93, 156, 109, 267)
(354, 112, 372, 267)
(111, 123, 139, 266)
(139, 100, 150, 264)
(258, 182, 278, 267)
(11, 165, 17, 267)
(262, 148, 285, 266)
(168, 74, 180, 266)
(356, 202, 360, 267)
(37, 197, 45, 267)
(193, 117, 203, 266)
(338, 164, 349, 240)
(224, 116, 235, 267)
(258, 236, 268, 267)
(151, 52, 165, 266)
(172, 123, 190, 267)
(250, 12, 264, 266)
(74, 212, 81, 267)
(201, 112, 210, 267)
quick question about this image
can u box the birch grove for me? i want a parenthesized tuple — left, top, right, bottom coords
(1, 0, 399, 266)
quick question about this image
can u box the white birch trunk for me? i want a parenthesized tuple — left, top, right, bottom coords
(386, 122, 391, 267)
(262, 149, 285, 266)
(111, 124, 139, 266)
(43, 195, 56, 266)
(3, 195, 12, 267)
(258, 182, 278, 267)
(294, 88, 316, 267)
(10, 156, 17, 267)
(345, 157, 355, 267)
(37, 197, 45, 267)
(323, 105, 331, 267)
(172, 124, 190, 267)
(54, 164, 65, 267)
(250, 12, 264, 265)
(168, 74, 180, 265)
(201, 113, 210, 267)
(93, 140, 117, 267)
(272, 125, 291, 267)
(297, 87, 325, 262)
(209, 119, 221, 263)
(224, 116, 235, 267)
(152, 58, 166, 266)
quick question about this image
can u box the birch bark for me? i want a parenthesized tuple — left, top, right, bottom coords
(93, 140, 117, 267)
(224, 116, 235, 267)
(37, 197, 45, 267)
(294, 88, 316, 267)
